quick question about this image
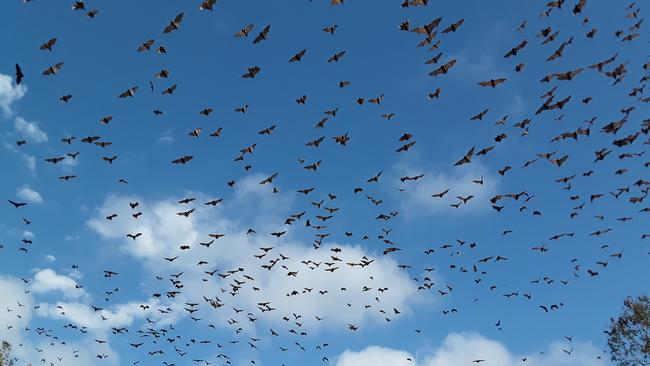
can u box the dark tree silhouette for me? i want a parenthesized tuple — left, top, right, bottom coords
(0, 341, 13, 366)
(607, 295, 650, 366)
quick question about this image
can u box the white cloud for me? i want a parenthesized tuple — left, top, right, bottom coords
(36, 297, 176, 332)
(22, 153, 36, 173)
(45, 254, 56, 262)
(336, 333, 606, 366)
(31, 268, 87, 300)
(17, 186, 43, 204)
(24, 339, 119, 366)
(426, 332, 606, 366)
(523, 341, 607, 366)
(60, 155, 79, 170)
(67, 268, 84, 280)
(337, 346, 415, 366)
(24, 268, 171, 340)
(14, 116, 48, 142)
(0, 277, 110, 366)
(0, 73, 26, 116)
(86, 176, 422, 330)
(0, 275, 33, 346)
(2, 142, 37, 173)
(395, 161, 500, 217)
(425, 332, 516, 366)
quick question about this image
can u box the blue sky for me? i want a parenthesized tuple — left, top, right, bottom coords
(0, 0, 648, 365)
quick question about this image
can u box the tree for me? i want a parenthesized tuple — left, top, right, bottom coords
(607, 295, 650, 366)
(0, 341, 13, 366)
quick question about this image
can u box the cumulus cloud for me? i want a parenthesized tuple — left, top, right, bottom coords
(14, 116, 48, 142)
(336, 346, 415, 366)
(428, 332, 606, 366)
(31, 268, 87, 299)
(28, 267, 178, 333)
(0, 275, 33, 345)
(22, 153, 36, 173)
(36, 297, 178, 333)
(0, 276, 112, 366)
(336, 332, 606, 366)
(86, 175, 421, 330)
(17, 186, 43, 204)
(2, 131, 39, 174)
(2, 142, 37, 173)
(0, 73, 26, 116)
(425, 332, 516, 366)
(26, 339, 119, 366)
(394, 161, 500, 217)
(60, 155, 79, 170)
